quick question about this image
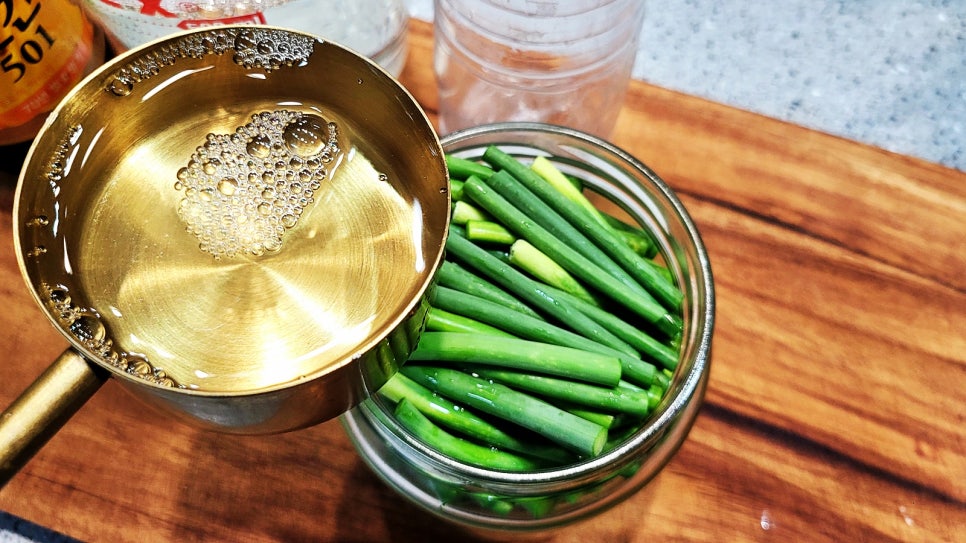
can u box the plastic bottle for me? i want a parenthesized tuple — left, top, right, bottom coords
(81, 0, 409, 77)
(0, 0, 106, 145)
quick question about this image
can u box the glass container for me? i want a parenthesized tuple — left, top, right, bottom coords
(342, 122, 714, 535)
(433, 0, 645, 138)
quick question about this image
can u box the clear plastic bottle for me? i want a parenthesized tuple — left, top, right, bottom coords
(433, 0, 645, 138)
(0, 0, 106, 145)
(80, 0, 409, 77)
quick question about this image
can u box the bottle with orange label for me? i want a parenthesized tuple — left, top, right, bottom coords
(80, 0, 409, 77)
(0, 0, 106, 146)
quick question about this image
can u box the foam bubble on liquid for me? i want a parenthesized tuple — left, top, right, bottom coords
(40, 283, 178, 387)
(175, 110, 344, 259)
(105, 27, 315, 96)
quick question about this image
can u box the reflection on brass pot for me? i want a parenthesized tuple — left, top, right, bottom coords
(0, 25, 449, 487)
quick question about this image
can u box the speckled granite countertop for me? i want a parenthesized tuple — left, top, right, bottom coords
(406, 0, 965, 172)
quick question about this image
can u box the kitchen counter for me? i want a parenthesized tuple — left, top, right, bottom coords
(407, 0, 966, 172)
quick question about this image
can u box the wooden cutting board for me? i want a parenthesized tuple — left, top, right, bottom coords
(0, 19, 962, 542)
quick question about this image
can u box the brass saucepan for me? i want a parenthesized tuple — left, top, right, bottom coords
(0, 26, 449, 487)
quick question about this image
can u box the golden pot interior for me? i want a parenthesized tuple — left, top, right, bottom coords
(14, 27, 449, 404)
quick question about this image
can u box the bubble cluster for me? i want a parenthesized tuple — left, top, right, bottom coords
(106, 27, 315, 96)
(41, 283, 179, 387)
(231, 28, 315, 71)
(175, 110, 343, 258)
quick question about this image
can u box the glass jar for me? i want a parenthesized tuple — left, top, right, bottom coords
(341, 122, 714, 535)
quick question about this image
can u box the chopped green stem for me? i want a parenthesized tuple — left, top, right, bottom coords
(541, 284, 679, 371)
(379, 373, 573, 464)
(486, 248, 511, 264)
(433, 286, 613, 353)
(618, 229, 657, 261)
(517, 496, 556, 518)
(426, 306, 513, 336)
(530, 155, 609, 230)
(411, 331, 622, 387)
(560, 405, 617, 429)
(508, 239, 596, 304)
(445, 233, 634, 353)
(463, 173, 681, 338)
(647, 385, 665, 412)
(484, 168, 650, 300)
(430, 286, 657, 387)
(437, 260, 544, 321)
(483, 146, 684, 315)
(466, 220, 516, 245)
(452, 200, 491, 225)
(603, 424, 642, 453)
(617, 379, 667, 411)
(602, 213, 658, 259)
(655, 371, 671, 391)
(387, 323, 412, 362)
(446, 154, 495, 180)
(618, 357, 659, 389)
(534, 159, 658, 260)
(449, 178, 465, 201)
(473, 368, 652, 418)
(393, 399, 542, 471)
(470, 493, 515, 516)
(564, 174, 584, 191)
(403, 365, 608, 457)
(642, 255, 674, 283)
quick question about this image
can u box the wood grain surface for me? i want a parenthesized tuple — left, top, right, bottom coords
(0, 19, 963, 542)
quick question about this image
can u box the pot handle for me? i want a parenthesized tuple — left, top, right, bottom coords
(0, 349, 108, 488)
